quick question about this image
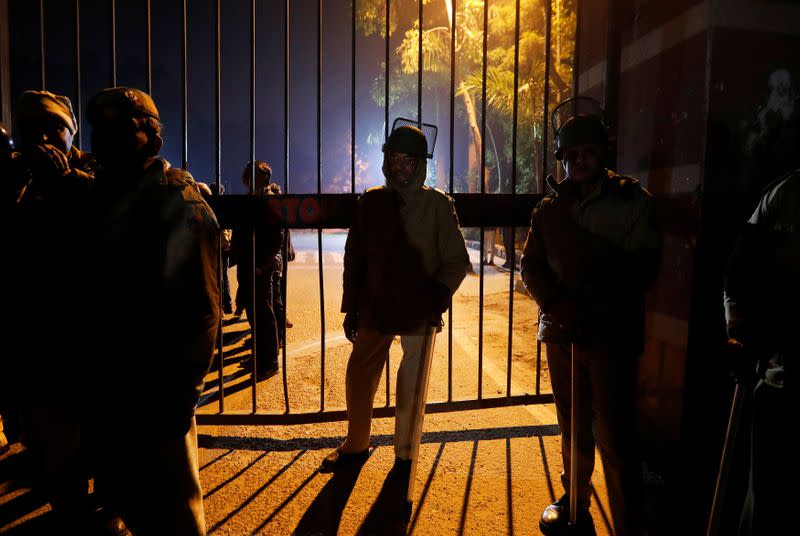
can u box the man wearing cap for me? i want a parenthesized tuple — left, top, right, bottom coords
(9, 91, 97, 528)
(13, 90, 95, 202)
(83, 87, 220, 535)
(521, 109, 661, 535)
(320, 125, 469, 479)
(723, 170, 798, 536)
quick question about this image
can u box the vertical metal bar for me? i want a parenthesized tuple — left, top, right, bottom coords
(146, 0, 152, 95)
(536, 1, 553, 396)
(284, 0, 290, 194)
(215, 0, 225, 413)
(181, 0, 188, 170)
(317, 0, 326, 412)
(540, 0, 552, 194)
(0, 0, 10, 126)
(74, 0, 82, 150)
(249, 0, 258, 411)
(572, 0, 580, 98)
(110, 0, 116, 86)
(281, 0, 290, 414)
(477, 0, 488, 401)
(39, 0, 45, 89)
(536, 340, 542, 395)
(351, 0, 356, 194)
(506, 0, 520, 398)
(603, 0, 620, 171)
(384, 0, 390, 407)
(447, 0, 455, 403)
(417, 0, 422, 122)
(384, 0, 389, 141)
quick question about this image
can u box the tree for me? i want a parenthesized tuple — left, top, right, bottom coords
(357, 0, 575, 193)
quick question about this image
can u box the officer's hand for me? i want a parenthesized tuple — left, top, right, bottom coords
(343, 312, 359, 343)
(429, 283, 452, 316)
(547, 300, 581, 335)
(727, 338, 757, 386)
(552, 191, 578, 222)
(30, 143, 70, 177)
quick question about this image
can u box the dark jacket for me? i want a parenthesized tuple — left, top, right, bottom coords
(9, 146, 94, 392)
(230, 200, 284, 280)
(521, 170, 661, 351)
(724, 170, 799, 388)
(86, 158, 221, 437)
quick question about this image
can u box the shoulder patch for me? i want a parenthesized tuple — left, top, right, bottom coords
(165, 167, 196, 187)
(363, 185, 386, 194)
(760, 169, 799, 198)
(608, 173, 640, 198)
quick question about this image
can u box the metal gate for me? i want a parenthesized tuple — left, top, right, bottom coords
(2, 0, 580, 425)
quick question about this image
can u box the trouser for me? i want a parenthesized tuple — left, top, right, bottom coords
(738, 379, 788, 535)
(94, 419, 206, 536)
(239, 270, 279, 368)
(344, 327, 428, 459)
(20, 349, 91, 527)
(221, 254, 232, 313)
(545, 342, 644, 536)
(272, 269, 285, 337)
(502, 226, 515, 266)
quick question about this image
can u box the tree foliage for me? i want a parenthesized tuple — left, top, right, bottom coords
(357, 0, 576, 192)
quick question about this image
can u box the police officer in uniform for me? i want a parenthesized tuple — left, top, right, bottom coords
(724, 170, 798, 535)
(9, 91, 96, 529)
(84, 87, 220, 535)
(321, 125, 469, 485)
(521, 110, 661, 535)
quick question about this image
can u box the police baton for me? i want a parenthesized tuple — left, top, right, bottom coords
(706, 341, 761, 536)
(404, 319, 443, 502)
(568, 343, 580, 529)
(706, 382, 746, 536)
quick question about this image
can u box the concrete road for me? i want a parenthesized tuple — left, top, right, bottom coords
(196, 230, 615, 535)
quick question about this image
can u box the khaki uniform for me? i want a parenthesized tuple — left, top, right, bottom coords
(341, 183, 469, 457)
(521, 170, 661, 536)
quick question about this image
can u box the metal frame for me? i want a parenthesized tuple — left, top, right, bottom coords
(0, 0, 10, 125)
(7, 0, 572, 426)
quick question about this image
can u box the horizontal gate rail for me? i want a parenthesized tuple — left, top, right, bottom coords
(208, 193, 546, 230)
(196, 393, 554, 426)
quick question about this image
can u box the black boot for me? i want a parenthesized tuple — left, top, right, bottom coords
(539, 494, 596, 535)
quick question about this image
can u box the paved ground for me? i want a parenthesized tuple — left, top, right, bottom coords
(0, 230, 620, 535)
(194, 230, 615, 535)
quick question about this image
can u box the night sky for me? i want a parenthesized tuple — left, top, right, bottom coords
(8, 0, 493, 195)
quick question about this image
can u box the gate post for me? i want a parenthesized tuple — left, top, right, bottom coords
(0, 0, 11, 126)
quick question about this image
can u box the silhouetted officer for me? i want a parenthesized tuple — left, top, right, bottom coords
(321, 125, 469, 492)
(9, 91, 95, 529)
(84, 87, 220, 535)
(521, 109, 661, 536)
(724, 170, 798, 535)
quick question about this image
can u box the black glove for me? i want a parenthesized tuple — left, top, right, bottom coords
(343, 312, 359, 343)
(545, 299, 585, 339)
(727, 338, 758, 386)
(429, 283, 452, 316)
